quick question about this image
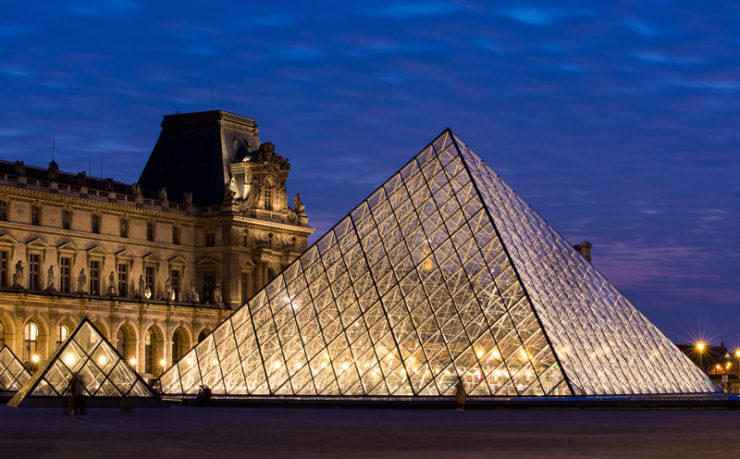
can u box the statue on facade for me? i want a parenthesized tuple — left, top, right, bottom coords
(138, 275, 145, 298)
(46, 266, 55, 291)
(144, 285, 152, 300)
(183, 192, 193, 206)
(104, 178, 114, 191)
(213, 284, 223, 306)
(76, 171, 87, 186)
(293, 192, 306, 214)
(14, 160, 25, 176)
(131, 182, 142, 198)
(158, 187, 168, 201)
(12, 261, 23, 288)
(223, 184, 236, 204)
(165, 277, 174, 302)
(108, 271, 116, 295)
(47, 160, 59, 181)
(189, 281, 200, 303)
(77, 269, 87, 293)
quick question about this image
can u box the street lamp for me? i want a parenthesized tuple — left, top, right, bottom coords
(696, 342, 705, 352)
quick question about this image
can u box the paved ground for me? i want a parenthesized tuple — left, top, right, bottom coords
(1, 405, 740, 457)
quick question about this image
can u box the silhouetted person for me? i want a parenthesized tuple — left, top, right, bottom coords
(67, 374, 86, 417)
(456, 378, 465, 411)
(197, 385, 212, 405)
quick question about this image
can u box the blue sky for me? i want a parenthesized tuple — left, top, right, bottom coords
(1, 1, 738, 346)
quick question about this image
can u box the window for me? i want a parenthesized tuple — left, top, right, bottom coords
(89, 260, 100, 295)
(170, 269, 181, 301)
(24, 322, 38, 362)
(242, 229, 248, 247)
(31, 205, 40, 225)
(60, 257, 71, 293)
(62, 210, 71, 230)
(0, 201, 7, 221)
(145, 266, 154, 291)
(91, 214, 100, 234)
(28, 254, 40, 290)
(120, 218, 128, 238)
(147, 222, 154, 241)
(204, 271, 216, 304)
(57, 324, 70, 346)
(172, 226, 180, 245)
(264, 187, 272, 210)
(206, 229, 215, 247)
(117, 327, 127, 357)
(117, 263, 128, 297)
(0, 250, 8, 288)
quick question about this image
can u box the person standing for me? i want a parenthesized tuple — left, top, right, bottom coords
(456, 378, 466, 411)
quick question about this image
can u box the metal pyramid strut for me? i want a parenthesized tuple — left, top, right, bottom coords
(158, 130, 716, 398)
(8, 318, 157, 407)
(0, 345, 31, 392)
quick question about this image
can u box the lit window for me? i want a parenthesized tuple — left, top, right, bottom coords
(57, 324, 70, 346)
(60, 257, 71, 293)
(24, 322, 38, 362)
(264, 187, 272, 210)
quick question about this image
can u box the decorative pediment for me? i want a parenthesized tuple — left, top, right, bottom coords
(240, 258, 256, 270)
(115, 248, 135, 260)
(0, 233, 17, 246)
(56, 241, 79, 253)
(86, 245, 107, 257)
(25, 237, 50, 249)
(195, 256, 220, 266)
(142, 252, 160, 263)
(169, 254, 187, 265)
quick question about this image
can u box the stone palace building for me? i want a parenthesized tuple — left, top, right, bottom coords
(0, 110, 313, 380)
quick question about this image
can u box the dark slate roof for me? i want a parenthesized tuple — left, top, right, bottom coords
(138, 110, 261, 207)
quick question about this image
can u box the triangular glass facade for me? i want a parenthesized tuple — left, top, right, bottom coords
(8, 319, 157, 406)
(0, 345, 31, 392)
(159, 130, 716, 398)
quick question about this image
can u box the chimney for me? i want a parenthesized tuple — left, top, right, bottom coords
(573, 241, 592, 263)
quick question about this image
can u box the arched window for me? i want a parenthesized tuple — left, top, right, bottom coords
(171, 327, 190, 361)
(117, 327, 126, 356)
(144, 327, 164, 376)
(24, 322, 39, 362)
(57, 324, 70, 346)
(267, 268, 277, 283)
(198, 328, 210, 343)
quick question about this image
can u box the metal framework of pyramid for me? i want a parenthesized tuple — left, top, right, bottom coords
(0, 345, 31, 392)
(8, 318, 157, 406)
(158, 130, 716, 398)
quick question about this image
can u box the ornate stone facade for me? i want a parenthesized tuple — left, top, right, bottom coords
(0, 110, 313, 380)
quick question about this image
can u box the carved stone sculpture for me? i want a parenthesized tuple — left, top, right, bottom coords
(190, 281, 200, 303)
(77, 269, 87, 293)
(293, 192, 305, 214)
(104, 178, 114, 191)
(47, 160, 59, 181)
(108, 271, 116, 295)
(76, 171, 87, 186)
(132, 182, 142, 198)
(214, 284, 222, 306)
(144, 285, 152, 300)
(46, 266, 55, 291)
(165, 277, 174, 302)
(138, 275, 145, 298)
(13, 261, 23, 288)
(183, 192, 193, 206)
(14, 160, 25, 176)
(158, 187, 168, 201)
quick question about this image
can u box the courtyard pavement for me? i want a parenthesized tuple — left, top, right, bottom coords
(1, 404, 740, 457)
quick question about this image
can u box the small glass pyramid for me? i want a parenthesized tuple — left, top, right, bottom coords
(0, 345, 31, 392)
(8, 318, 156, 406)
(158, 129, 717, 398)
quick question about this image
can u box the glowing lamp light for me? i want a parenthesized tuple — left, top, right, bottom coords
(726, 362, 732, 369)
(735, 349, 740, 359)
(519, 349, 529, 360)
(31, 354, 40, 363)
(273, 361, 282, 369)
(64, 353, 76, 366)
(696, 342, 706, 352)
(342, 362, 350, 371)
(716, 364, 722, 370)
(474, 371, 482, 382)
(491, 349, 501, 360)
(128, 357, 137, 366)
(98, 356, 107, 366)
(160, 359, 167, 367)
(321, 361, 328, 369)
(476, 349, 484, 359)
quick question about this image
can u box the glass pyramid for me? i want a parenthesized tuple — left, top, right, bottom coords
(0, 345, 31, 392)
(158, 129, 716, 398)
(8, 318, 156, 407)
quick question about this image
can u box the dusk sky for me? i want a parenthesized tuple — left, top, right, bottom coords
(1, 1, 738, 346)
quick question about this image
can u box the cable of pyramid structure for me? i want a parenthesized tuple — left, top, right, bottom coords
(0, 345, 32, 392)
(157, 128, 719, 400)
(8, 317, 160, 407)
